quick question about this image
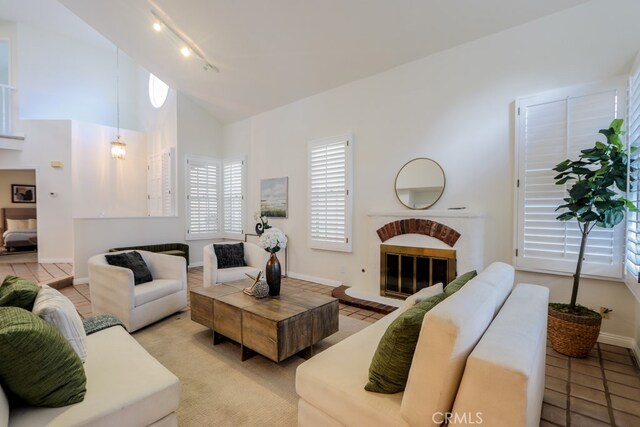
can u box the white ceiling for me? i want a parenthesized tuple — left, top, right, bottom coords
(12, 0, 591, 123)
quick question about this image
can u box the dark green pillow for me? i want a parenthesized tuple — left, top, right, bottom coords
(444, 270, 477, 296)
(105, 251, 153, 285)
(365, 292, 448, 394)
(0, 307, 86, 407)
(0, 275, 40, 310)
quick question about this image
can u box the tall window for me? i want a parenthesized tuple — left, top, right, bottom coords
(308, 134, 353, 252)
(186, 156, 219, 240)
(515, 78, 626, 279)
(625, 54, 640, 300)
(223, 159, 245, 236)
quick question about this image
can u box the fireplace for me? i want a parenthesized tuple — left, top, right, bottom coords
(380, 244, 456, 299)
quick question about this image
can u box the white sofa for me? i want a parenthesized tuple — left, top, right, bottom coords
(295, 262, 549, 427)
(203, 241, 269, 287)
(3, 324, 180, 427)
(88, 250, 188, 332)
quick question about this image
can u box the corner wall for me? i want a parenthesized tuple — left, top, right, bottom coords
(223, 0, 640, 339)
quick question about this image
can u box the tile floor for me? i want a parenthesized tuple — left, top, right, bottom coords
(57, 266, 640, 427)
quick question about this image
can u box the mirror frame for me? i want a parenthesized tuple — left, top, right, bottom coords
(394, 157, 445, 210)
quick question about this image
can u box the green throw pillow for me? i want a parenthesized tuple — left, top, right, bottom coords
(0, 275, 40, 310)
(444, 270, 477, 296)
(365, 292, 448, 394)
(0, 307, 87, 407)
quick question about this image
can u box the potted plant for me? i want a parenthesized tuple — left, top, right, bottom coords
(550, 118, 636, 357)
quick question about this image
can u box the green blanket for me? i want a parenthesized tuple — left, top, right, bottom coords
(82, 314, 125, 335)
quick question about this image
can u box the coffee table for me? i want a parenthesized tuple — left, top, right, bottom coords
(190, 279, 339, 363)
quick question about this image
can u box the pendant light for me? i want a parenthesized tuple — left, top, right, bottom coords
(111, 47, 126, 160)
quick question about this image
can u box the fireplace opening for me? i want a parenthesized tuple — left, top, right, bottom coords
(380, 244, 456, 299)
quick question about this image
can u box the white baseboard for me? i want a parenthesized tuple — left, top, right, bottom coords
(598, 332, 635, 350)
(39, 258, 73, 264)
(287, 271, 342, 287)
(188, 261, 203, 268)
(73, 277, 89, 285)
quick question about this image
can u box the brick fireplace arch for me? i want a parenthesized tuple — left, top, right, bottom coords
(376, 218, 461, 247)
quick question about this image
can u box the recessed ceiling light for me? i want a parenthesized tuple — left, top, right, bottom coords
(152, 22, 162, 32)
(180, 47, 191, 57)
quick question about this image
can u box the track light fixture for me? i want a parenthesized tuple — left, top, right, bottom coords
(150, 9, 218, 72)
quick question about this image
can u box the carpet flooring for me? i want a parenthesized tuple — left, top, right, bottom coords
(133, 310, 369, 427)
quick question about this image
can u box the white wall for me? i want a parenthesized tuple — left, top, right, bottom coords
(223, 0, 640, 339)
(71, 121, 147, 218)
(15, 22, 140, 131)
(0, 120, 72, 262)
(73, 91, 225, 280)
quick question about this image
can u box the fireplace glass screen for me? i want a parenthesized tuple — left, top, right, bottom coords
(380, 244, 456, 299)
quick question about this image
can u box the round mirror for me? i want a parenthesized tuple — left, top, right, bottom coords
(394, 158, 445, 209)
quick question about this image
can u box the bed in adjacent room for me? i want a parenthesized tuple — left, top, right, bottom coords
(1, 207, 37, 252)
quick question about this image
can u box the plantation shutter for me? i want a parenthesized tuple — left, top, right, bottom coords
(147, 153, 162, 216)
(625, 53, 640, 298)
(223, 159, 244, 234)
(148, 149, 175, 216)
(515, 79, 626, 278)
(308, 135, 353, 252)
(186, 156, 219, 240)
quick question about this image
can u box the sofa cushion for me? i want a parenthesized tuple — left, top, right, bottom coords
(214, 243, 246, 268)
(0, 275, 40, 310)
(0, 307, 86, 407)
(0, 385, 8, 427)
(296, 310, 408, 427)
(159, 250, 185, 257)
(444, 270, 477, 296)
(32, 285, 87, 362)
(8, 325, 180, 427)
(365, 292, 448, 394)
(105, 251, 153, 285)
(217, 266, 262, 284)
(401, 280, 497, 427)
(472, 261, 515, 315)
(134, 279, 183, 307)
(452, 283, 549, 427)
(400, 283, 443, 313)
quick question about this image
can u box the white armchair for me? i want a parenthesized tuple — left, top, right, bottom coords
(203, 242, 269, 287)
(88, 250, 188, 332)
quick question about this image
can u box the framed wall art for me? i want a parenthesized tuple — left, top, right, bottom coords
(260, 177, 288, 218)
(12, 184, 36, 203)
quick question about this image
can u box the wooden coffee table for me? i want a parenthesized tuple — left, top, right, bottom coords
(190, 279, 339, 363)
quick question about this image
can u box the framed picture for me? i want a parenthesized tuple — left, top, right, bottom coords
(12, 184, 36, 203)
(261, 177, 288, 218)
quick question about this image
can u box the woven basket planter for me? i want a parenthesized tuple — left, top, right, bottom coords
(548, 306, 602, 358)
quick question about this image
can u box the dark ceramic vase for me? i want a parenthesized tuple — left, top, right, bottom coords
(265, 252, 281, 296)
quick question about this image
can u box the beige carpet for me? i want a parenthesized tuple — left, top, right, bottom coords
(133, 311, 370, 427)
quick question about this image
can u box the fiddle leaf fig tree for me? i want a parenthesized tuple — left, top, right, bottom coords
(553, 118, 636, 311)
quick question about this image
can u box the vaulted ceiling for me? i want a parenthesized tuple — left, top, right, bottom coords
(18, 0, 593, 123)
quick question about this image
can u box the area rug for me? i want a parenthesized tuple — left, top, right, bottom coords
(133, 311, 371, 427)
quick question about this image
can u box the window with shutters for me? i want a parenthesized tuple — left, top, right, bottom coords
(515, 77, 627, 279)
(223, 159, 245, 236)
(625, 54, 640, 301)
(147, 148, 175, 216)
(308, 134, 353, 252)
(186, 156, 220, 240)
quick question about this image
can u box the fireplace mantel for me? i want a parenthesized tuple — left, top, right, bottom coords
(368, 209, 485, 219)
